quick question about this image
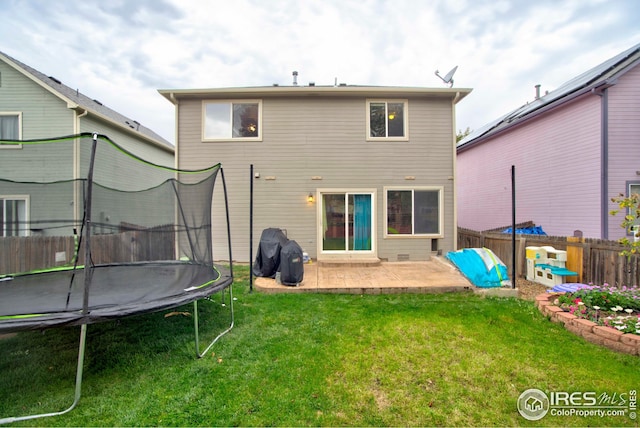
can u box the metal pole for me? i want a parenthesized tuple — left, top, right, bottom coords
(83, 133, 99, 313)
(511, 165, 516, 289)
(249, 164, 254, 292)
(220, 168, 233, 279)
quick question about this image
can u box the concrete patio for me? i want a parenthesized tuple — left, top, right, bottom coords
(253, 256, 476, 294)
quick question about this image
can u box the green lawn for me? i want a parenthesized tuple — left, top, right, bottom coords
(0, 265, 638, 426)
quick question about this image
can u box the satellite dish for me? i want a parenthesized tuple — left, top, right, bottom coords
(435, 65, 458, 87)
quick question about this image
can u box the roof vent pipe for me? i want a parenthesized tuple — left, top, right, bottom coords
(292, 71, 298, 86)
(535, 84, 541, 99)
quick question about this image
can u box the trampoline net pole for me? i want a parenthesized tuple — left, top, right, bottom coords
(250, 164, 253, 292)
(0, 324, 88, 425)
(82, 133, 99, 315)
(193, 286, 235, 358)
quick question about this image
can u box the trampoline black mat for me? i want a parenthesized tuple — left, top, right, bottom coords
(0, 262, 232, 333)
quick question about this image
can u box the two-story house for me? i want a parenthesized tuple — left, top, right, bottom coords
(159, 83, 471, 262)
(456, 42, 640, 240)
(0, 51, 174, 237)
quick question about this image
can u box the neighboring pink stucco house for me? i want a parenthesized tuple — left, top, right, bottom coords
(456, 42, 640, 240)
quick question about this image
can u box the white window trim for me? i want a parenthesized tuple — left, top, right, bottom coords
(201, 100, 262, 142)
(365, 99, 409, 142)
(383, 186, 443, 238)
(1, 194, 30, 237)
(0, 112, 23, 149)
(626, 181, 640, 236)
(316, 188, 377, 259)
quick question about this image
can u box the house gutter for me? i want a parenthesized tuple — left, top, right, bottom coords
(74, 108, 88, 226)
(166, 92, 181, 260)
(83, 108, 174, 154)
(159, 86, 472, 102)
(457, 85, 604, 154)
(168, 92, 179, 171)
(459, 53, 640, 154)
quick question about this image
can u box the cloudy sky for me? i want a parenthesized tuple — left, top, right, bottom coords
(1, 0, 638, 144)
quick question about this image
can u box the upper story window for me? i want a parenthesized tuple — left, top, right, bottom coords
(0, 113, 22, 148)
(203, 100, 261, 141)
(367, 100, 408, 141)
(385, 186, 443, 237)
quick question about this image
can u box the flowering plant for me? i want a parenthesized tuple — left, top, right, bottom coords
(610, 192, 640, 258)
(552, 284, 640, 334)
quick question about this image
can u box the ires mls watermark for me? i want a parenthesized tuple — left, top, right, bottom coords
(517, 388, 637, 421)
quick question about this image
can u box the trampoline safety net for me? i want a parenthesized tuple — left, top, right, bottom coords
(0, 133, 233, 332)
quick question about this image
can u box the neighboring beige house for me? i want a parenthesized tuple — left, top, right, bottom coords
(160, 84, 471, 262)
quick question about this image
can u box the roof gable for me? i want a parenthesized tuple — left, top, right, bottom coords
(458, 42, 640, 150)
(0, 50, 173, 151)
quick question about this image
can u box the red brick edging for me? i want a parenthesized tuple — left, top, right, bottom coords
(535, 293, 640, 356)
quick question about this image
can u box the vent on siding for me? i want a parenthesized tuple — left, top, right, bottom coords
(397, 254, 410, 261)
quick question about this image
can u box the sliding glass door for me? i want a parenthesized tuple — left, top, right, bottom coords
(321, 192, 373, 253)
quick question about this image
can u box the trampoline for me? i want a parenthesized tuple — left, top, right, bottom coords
(0, 134, 234, 424)
(0, 262, 231, 332)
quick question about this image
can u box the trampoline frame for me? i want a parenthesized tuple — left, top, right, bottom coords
(0, 134, 235, 424)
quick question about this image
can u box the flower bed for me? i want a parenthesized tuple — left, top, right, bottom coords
(536, 284, 640, 356)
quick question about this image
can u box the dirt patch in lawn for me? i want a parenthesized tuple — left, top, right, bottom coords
(0, 333, 17, 340)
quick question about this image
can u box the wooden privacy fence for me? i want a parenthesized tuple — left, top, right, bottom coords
(0, 225, 175, 275)
(457, 227, 640, 288)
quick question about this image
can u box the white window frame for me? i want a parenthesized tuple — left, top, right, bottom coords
(202, 100, 262, 142)
(384, 186, 443, 238)
(1, 195, 30, 237)
(366, 99, 409, 142)
(316, 188, 377, 259)
(0, 112, 22, 149)
(626, 181, 640, 236)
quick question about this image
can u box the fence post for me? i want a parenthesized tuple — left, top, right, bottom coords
(517, 236, 527, 281)
(582, 242, 591, 284)
(566, 236, 583, 283)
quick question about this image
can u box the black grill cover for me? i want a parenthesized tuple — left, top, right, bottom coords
(252, 228, 288, 278)
(280, 240, 304, 286)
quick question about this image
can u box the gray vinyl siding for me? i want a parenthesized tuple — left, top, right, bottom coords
(0, 59, 175, 237)
(76, 117, 175, 231)
(78, 116, 174, 190)
(0, 62, 76, 236)
(177, 94, 456, 262)
(0, 180, 76, 236)
(0, 61, 75, 182)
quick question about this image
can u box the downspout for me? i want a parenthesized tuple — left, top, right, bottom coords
(168, 92, 181, 260)
(169, 92, 179, 170)
(593, 87, 609, 239)
(74, 109, 88, 226)
(452, 92, 461, 250)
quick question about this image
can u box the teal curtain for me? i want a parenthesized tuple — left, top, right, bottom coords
(353, 194, 371, 250)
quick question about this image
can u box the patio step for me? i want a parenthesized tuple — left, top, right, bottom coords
(316, 258, 381, 267)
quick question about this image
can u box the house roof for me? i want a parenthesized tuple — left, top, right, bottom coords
(159, 84, 472, 104)
(457, 42, 640, 151)
(0, 50, 173, 152)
